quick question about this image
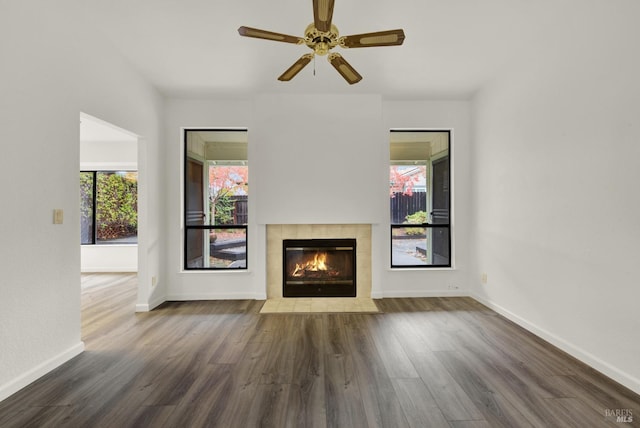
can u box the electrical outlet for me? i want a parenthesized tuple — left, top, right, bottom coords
(481, 273, 488, 284)
(447, 284, 459, 290)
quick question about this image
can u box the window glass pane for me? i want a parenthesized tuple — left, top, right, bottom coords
(209, 164, 248, 225)
(391, 228, 427, 266)
(391, 226, 450, 267)
(186, 228, 247, 269)
(80, 172, 94, 245)
(185, 228, 205, 268)
(95, 171, 138, 244)
(390, 165, 427, 224)
(430, 226, 450, 266)
(210, 228, 247, 268)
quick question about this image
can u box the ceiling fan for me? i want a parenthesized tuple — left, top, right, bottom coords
(238, 0, 405, 85)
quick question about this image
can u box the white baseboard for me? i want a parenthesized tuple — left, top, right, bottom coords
(135, 303, 151, 312)
(81, 267, 137, 273)
(136, 292, 268, 312)
(471, 293, 640, 395)
(165, 292, 266, 301)
(380, 289, 468, 298)
(0, 342, 85, 403)
(135, 295, 166, 312)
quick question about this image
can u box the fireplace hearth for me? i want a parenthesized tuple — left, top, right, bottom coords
(283, 238, 356, 297)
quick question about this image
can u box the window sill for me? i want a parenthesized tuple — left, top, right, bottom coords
(388, 266, 456, 272)
(82, 244, 138, 247)
(181, 269, 251, 274)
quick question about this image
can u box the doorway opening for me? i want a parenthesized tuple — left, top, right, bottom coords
(80, 113, 139, 273)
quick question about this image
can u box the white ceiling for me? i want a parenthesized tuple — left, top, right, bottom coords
(85, 0, 579, 99)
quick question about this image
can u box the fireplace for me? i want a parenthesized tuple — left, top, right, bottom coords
(283, 238, 356, 297)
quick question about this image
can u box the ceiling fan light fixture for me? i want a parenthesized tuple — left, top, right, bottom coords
(315, 41, 330, 56)
(238, 0, 404, 84)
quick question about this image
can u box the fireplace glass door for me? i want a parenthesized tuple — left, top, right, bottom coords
(283, 239, 356, 297)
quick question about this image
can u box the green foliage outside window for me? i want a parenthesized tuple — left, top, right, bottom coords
(80, 171, 138, 243)
(80, 172, 94, 224)
(96, 172, 137, 240)
(212, 192, 235, 225)
(404, 210, 427, 236)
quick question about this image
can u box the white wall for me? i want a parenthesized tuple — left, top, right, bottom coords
(163, 96, 471, 300)
(81, 246, 138, 273)
(253, 94, 386, 225)
(0, 2, 163, 401)
(80, 140, 137, 168)
(470, 1, 640, 393)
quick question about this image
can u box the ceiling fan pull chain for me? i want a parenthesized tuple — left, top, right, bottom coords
(313, 55, 316, 76)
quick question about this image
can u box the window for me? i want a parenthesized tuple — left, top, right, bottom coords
(184, 129, 248, 270)
(390, 130, 450, 267)
(80, 171, 138, 245)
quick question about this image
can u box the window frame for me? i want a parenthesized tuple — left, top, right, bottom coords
(389, 129, 452, 269)
(183, 128, 249, 271)
(80, 171, 97, 245)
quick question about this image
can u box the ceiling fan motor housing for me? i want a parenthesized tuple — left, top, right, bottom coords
(304, 23, 339, 56)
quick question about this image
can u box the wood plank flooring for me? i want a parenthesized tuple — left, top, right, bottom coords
(0, 273, 638, 427)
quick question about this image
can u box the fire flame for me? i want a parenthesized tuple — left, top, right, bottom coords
(292, 252, 328, 277)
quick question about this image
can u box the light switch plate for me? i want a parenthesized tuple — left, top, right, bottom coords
(53, 209, 64, 224)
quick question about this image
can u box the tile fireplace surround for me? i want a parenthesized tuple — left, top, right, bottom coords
(263, 224, 377, 313)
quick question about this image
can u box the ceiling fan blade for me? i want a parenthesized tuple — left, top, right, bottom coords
(341, 29, 405, 48)
(238, 26, 303, 44)
(278, 54, 314, 81)
(313, 0, 335, 32)
(328, 53, 362, 85)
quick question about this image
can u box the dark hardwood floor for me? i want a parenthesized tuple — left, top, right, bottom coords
(0, 273, 638, 427)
